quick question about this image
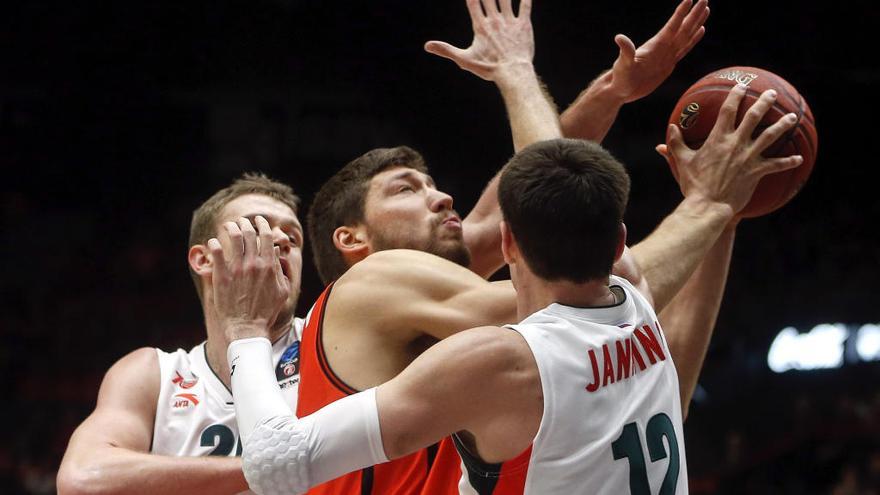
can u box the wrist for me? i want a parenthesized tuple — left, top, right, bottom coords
(588, 70, 628, 107)
(223, 319, 273, 341)
(677, 196, 736, 225)
(494, 61, 538, 90)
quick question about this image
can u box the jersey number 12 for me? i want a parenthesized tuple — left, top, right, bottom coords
(611, 413, 680, 495)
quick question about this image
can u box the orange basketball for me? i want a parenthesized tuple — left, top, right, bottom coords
(667, 66, 818, 218)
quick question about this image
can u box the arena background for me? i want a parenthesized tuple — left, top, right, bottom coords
(2, 1, 878, 493)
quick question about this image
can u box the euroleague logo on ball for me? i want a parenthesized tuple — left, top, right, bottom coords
(678, 102, 701, 129)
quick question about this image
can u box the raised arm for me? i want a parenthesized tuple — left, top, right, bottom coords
(629, 84, 802, 311)
(659, 224, 735, 418)
(426, 0, 562, 278)
(560, 0, 709, 142)
(56, 349, 248, 495)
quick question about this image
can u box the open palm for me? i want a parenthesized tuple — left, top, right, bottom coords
(610, 0, 709, 103)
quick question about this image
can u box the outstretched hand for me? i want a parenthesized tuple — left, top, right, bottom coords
(608, 0, 709, 103)
(425, 0, 534, 82)
(208, 215, 291, 342)
(660, 84, 803, 215)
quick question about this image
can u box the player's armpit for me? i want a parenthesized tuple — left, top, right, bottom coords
(332, 249, 517, 341)
(57, 348, 248, 495)
(377, 326, 541, 463)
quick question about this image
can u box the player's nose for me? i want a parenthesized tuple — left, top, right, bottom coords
(428, 188, 454, 212)
(272, 227, 293, 253)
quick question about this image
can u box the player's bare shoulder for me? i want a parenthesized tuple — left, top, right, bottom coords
(327, 250, 515, 345)
(333, 249, 488, 308)
(340, 249, 476, 284)
(97, 347, 161, 408)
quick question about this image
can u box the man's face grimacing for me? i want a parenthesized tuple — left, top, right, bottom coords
(361, 166, 471, 267)
(216, 193, 304, 324)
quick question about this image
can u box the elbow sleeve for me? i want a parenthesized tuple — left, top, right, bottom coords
(241, 389, 389, 495)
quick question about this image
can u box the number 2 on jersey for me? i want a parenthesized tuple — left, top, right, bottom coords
(611, 413, 680, 495)
(200, 424, 243, 456)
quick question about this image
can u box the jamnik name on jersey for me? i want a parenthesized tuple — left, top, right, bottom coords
(586, 322, 667, 393)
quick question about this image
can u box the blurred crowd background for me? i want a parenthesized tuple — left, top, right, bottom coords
(2, 1, 878, 493)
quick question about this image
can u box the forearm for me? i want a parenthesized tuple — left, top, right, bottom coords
(464, 65, 562, 276)
(463, 174, 504, 279)
(496, 63, 562, 152)
(559, 71, 627, 143)
(58, 449, 246, 495)
(659, 226, 735, 418)
(630, 197, 734, 312)
(229, 339, 387, 495)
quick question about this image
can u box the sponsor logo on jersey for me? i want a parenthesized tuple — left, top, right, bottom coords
(276, 341, 300, 382)
(172, 370, 199, 389)
(279, 377, 300, 390)
(172, 393, 200, 408)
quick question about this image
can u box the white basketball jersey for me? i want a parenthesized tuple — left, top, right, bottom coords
(505, 276, 688, 495)
(151, 318, 303, 456)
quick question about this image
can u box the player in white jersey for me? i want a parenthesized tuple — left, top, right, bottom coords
(151, 320, 302, 457)
(503, 275, 687, 493)
(220, 84, 804, 495)
(57, 173, 305, 495)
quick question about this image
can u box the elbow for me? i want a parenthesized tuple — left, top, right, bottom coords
(241, 422, 311, 495)
(57, 468, 94, 495)
(56, 464, 116, 495)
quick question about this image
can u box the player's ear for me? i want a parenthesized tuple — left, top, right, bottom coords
(188, 244, 212, 276)
(333, 224, 369, 260)
(500, 221, 518, 265)
(614, 223, 627, 263)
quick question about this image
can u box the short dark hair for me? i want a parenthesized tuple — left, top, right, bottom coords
(308, 146, 428, 284)
(498, 139, 630, 283)
(189, 172, 300, 300)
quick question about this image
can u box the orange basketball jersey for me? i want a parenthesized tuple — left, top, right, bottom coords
(297, 284, 461, 495)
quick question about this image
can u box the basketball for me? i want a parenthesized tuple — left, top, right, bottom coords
(667, 66, 818, 218)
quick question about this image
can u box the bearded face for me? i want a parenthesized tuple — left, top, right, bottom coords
(360, 167, 471, 267)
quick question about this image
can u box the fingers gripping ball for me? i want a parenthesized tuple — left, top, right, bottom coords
(667, 66, 818, 218)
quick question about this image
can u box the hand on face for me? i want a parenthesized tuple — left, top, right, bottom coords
(424, 0, 535, 82)
(208, 215, 292, 343)
(660, 84, 802, 215)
